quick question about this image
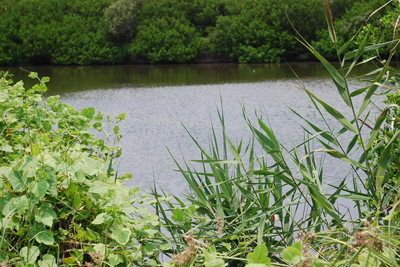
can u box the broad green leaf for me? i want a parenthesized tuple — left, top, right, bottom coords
(20, 155, 39, 180)
(30, 179, 49, 199)
(21, 246, 40, 263)
(108, 254, 124, 266)
(92, 212, 113, 225)
(129, 185, 141, 197)
(35, 203, 57, 227)
(0, 144, 12, 153)
(82, 107, 95, 119)
(8, 171, 27, 192)
(89, 181, 109, 195)
(171, 208, 185, 223)
(42, 121, 52, 131)
(35, 230, 54, 245)
(282, 242, 304, 265)
(84, 157, 104, 175)
(111, 228, 132, 245)
(113, 125, 120, 134)
(28, 72, 38, 79)
(247, 244, 271, 265)
(204, 248, 225, 267)
(38, 254, 57, 267)
(117, 112, 126, 121)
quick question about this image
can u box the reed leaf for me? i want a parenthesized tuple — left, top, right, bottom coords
(323, 0, 336, 44)
(303, 89, 359, 134)
(295, 37, 351, 108)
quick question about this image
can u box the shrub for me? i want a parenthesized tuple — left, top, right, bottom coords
(0, 72, 164, 266)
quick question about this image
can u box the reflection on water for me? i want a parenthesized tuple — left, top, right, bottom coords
(1, 63, 384, 195)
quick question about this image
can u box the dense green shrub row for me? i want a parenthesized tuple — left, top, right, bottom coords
(0, 0, 392, 65)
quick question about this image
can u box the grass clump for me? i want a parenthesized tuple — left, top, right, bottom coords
(152, 1, 400, 266)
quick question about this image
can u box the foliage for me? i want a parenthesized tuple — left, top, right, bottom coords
(151, 1, 400, 266)
(355, 2, 400, 60)
(0, 0, 126, 65)
(0, 72, 165, 266)
(104, 0, 144, 41)
(0, 0, 391, 65)
(128, 17, 199, 63)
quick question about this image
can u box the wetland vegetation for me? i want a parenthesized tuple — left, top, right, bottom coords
(1, 0, 400, 266)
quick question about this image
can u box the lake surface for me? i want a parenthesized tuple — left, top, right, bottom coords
(2, 63, 384, 195)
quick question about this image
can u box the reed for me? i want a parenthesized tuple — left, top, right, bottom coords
(152, 1, 400, 266)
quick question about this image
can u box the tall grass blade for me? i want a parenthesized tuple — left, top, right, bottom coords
(305, 148, 367, 169)
(303, 89, 359, 134)
(323, 0, 336, 44)
(376, 131, 400, 189)
(345, 27, 370, 77)
(295, 37, 351, 108)
(365, 108, 388, 150)
(358, 55, 392, 117)
(290, 107, 340, 146)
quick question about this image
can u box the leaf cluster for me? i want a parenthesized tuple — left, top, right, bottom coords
(0, 72, 164, 266)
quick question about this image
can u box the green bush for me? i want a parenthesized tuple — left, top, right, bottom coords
(104, 0, 144, 41)
(0, 0, 126, 65)
(129, 17, 199, 63)
(0, 72, 164, 266)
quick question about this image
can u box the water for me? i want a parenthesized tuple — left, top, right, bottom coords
(2, 63, 384, 196)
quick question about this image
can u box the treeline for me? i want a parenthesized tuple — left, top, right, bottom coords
(0, 0, 392, 65)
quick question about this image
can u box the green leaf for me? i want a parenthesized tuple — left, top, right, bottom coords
(8, 171, 27, 192)
(30, 179, 49, 199)
(108, 254, 124, 266)
(111, 228, 132, 245)
(28, 72, 38, 79)
(304, 90, 358, 134)
(38, 254, 57, 267)
(282, 242, 304, 265)
(117, 113, 126, 121)
(343, 41, 394, 61)
(89, 181, 109, 195)
(20, 155, 39, 180)
(295, 37, 351, 108)
(312, 149, 367, 169)
(82, 107, 95, 119)
(92, 212, 113, 225)
(35, 203, 57, 227)
(113, 125, 120, 134)
(35, 230, 54, 245)
(204, 248, 225, 267)
(247, 244, 271, 265)
(42, 121, 52, 131)
(171, 209, 185, 223)
(129, 185, 141, 197)
(20, 246, 40, 263)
